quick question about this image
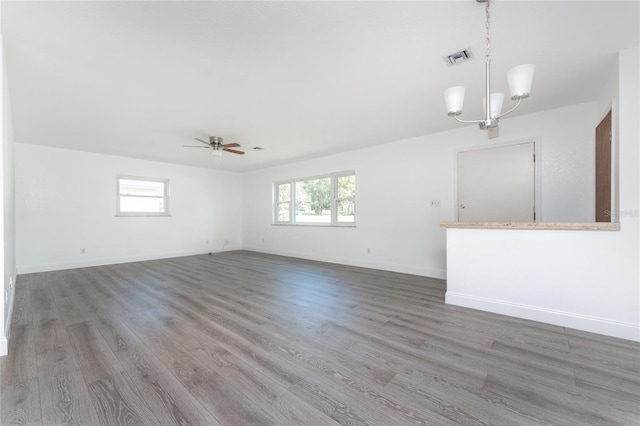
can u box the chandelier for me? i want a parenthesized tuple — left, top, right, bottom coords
(444, 0, 534, 138)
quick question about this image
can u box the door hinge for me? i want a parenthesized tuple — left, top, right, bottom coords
(533, 211, 536, 221)
(533, 153, 536, 162)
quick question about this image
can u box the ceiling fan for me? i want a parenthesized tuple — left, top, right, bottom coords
(183, 136, 245, 156)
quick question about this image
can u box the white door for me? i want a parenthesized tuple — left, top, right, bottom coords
(458, 142, 535, 222)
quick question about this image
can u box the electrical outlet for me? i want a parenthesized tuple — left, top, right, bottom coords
(367, 248, 371, 254)
(224, 239, 229, 245)
(430, 200, 441, 208)
(80, 248, 86, 254)
(205, 239, 210, 245)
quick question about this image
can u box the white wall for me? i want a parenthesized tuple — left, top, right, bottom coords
(0, 32, 17, 356)
(243, 102, 597, 278)
(445, 47, 640, 341)
(445, 227, 639, 341)
(15, 144, 243, 273)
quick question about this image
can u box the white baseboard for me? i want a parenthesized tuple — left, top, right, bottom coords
(17, 245, 446, 279)
(16, 247, 242, 275)
(1, 273, 16, 357)
(243, 246, 446, 279)
(446, 291, 640, 342)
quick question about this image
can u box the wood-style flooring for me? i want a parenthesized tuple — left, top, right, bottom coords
(1, 250, 639, 425)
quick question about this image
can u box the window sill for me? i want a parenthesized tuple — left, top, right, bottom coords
(115, 213, 172, 218)
(272, 223, 356, 228)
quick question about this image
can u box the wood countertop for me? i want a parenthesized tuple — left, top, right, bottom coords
(440, 222, 621, 231)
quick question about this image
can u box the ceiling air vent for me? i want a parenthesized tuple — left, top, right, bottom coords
(446, 49, 472, 65)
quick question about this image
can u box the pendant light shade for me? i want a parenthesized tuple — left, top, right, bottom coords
(507, 64, 535, 100)
(444, 86, 465, 116)
(483, 93, 504, 118)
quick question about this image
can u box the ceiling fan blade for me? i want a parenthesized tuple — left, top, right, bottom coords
(222, 142, 240, 148)
(195, 138, 211, 146)
(223, 148, 245, 155)
(183, 145, 211, 148)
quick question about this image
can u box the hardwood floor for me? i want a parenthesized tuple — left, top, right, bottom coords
(2, 250, 639, 425)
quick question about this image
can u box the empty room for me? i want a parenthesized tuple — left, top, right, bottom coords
(1, 1, 639, 425)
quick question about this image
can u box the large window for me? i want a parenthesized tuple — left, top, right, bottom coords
(117, 175, 170, 216)
(274, 171, 355, 226)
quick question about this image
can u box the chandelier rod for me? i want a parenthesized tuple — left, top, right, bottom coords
(452, 0, 493, 126)
(484, 0, 492, 127)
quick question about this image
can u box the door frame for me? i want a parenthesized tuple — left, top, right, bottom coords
(453, 138, 541, 222)
(595, 101, 618, 223)
(595, 110, 612, 222)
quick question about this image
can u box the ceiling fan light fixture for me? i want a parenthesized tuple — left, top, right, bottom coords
(187, 136, 245, 156)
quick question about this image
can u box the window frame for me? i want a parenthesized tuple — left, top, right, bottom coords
(116, 174, 171, 217)
(334, 173, 356, 224)
(274, 181, 292, 224)
(273, 170, 355, 227)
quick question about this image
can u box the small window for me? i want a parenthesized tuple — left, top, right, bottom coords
(276, 183, 291, 222)
(117, 175, 170, 217)
(274, 171, 355, 226)
(336, 174, 355, 223)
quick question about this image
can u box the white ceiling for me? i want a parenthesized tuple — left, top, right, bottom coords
(2, 1, 638, 172)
